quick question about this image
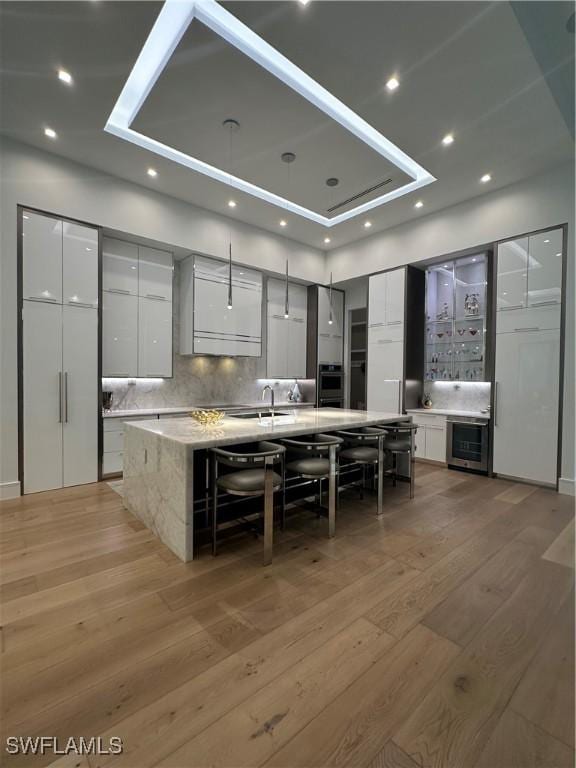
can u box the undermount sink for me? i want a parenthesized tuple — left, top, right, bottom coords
(229, 411, 290, 419)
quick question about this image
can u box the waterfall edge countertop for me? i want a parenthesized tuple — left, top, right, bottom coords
(123, 407, 410, 449)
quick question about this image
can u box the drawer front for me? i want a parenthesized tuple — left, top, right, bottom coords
(496, 305, 560, 334)
(104, 415, 157, 431)
(413, 413, 447, 427)
(103, 451, 123, 475)
(104, 430, 124, 453)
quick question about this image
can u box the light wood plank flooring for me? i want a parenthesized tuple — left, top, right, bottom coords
(0, 466, 574, 768)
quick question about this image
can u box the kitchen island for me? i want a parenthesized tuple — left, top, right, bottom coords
(123, 408, 410, 561)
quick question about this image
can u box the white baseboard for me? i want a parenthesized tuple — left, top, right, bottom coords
(0, 480, 21, 500)
(558, 477, 575, 496)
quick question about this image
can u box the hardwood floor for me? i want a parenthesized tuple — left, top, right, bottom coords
(0, 466, 574, 768)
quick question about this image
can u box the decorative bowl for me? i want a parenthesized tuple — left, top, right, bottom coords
(189, 409, 225, 426)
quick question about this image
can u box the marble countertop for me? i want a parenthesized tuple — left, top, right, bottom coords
(406, 408, 490, 419)
(124, 408, 409, 448)
(103, 401, 315, 419)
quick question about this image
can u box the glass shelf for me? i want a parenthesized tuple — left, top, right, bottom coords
(425, 253, 488, 382)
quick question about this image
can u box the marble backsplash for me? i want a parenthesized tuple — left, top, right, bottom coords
(103, 262, 316, 412)
(422, 381, 491, 412)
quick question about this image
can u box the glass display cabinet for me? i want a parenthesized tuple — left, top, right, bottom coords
(425, 253, 487, 381)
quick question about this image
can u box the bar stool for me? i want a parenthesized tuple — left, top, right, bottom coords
(281, 434, 343, 538)
(211, 441, 285, 566)
(336, 427, 388, 517)
(381, 423, 418, 499)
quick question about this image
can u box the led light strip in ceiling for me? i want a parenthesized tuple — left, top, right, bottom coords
(105, 0, 436, 227)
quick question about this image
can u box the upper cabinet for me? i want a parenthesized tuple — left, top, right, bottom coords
(22, 212, 63, 303)
(22, 211, 99, 307)
(497, 229, 563, 312)
(368, 268, 406, 327)
(180, 255, 262, 357)
(102, 238, 138, 295)
(102, 237, 173, 377)
(266, 278, 307, 378)
(138, 246, 173, 302)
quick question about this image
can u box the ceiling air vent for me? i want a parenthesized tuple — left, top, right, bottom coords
(327, 178, 393, 213)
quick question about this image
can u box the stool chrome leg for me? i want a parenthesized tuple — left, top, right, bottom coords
(263, 459, 274, 566)
(377, 435, 384, 518)
(328, 444, 337, 538)
(212, 455, 218, 557)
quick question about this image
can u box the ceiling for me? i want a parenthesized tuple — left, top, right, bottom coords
(0, 1, 574, 251)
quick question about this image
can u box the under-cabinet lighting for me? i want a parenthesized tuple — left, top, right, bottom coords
(102, 378, 165, 383)
(104, 0, 434, 227)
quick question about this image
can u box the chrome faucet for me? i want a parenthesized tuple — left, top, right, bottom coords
(261, 385, 275, 417)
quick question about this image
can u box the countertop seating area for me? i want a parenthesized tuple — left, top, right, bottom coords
(1, 467, 573, 768)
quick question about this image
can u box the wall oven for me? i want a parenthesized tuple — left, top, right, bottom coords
(446, 416, 489, 473)
(318, 364, 344, 407)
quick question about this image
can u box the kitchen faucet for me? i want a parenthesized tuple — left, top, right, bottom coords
(261, 385, 275, 417)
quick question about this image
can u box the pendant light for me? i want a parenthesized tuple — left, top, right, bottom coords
(223, 118, 239, 310)
(284, 260, 290, 318)
(325, 178, 338, 325)
(328, 271, 334, 325)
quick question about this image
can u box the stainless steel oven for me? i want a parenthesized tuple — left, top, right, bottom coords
(318, 364, 344, 407)
(446, 416, 489, 473)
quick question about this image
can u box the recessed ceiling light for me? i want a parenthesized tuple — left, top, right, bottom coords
(147, 167, 158, 178)
(386, 76, 399, 92)
(58, 69, 73, 85)
(414, 200, 423, 209)
(280, 219, 287, 227)
(364, 221, 372, 228)
(228, 200, 237, 208)
(324, 237, 331, 244)
(442, 133, 454, 146)
(480, 173, 492, 183)
(44, 127, 57, 139)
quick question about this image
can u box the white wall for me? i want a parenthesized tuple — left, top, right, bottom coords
(328, 164, 575, 492)
(0, 138, 326, 496)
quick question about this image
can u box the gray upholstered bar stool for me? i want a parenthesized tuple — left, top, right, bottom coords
(281, 434, 343, 538)
(381, 423, 418, 499)
(211, 441, 285, 566)
(336, 427, 388, 517)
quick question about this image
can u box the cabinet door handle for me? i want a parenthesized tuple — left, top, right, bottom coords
(514, 327, 539, 332)
(145, 294, 167, 301)
(63, 372, 69, 423)
(27, 295, 59, 303)
(67, 300, 96, 308)
(146, 374, 166, 378)
(319, 333, 331, 338)
(499, 304, 524, 311)
(529, 300, 558, 307)
(107, 288, 131, 295)
(387, 320, 403, 325)
(58, 372, 63, 423)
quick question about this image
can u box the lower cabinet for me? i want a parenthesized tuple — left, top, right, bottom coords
(103, 415, 162, 476)
(412, 414, 447, 463)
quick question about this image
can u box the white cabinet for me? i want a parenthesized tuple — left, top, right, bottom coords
(494, 227, 563, 487)
(63, 222, 99, 308)
(367, 268, 406, 412)
(138, 297, 172, 377)
(103, 292, 138, 377)
(103, 238, 138, 295)
(180, 255, 262, 357)
(102, 239, 173, 377)
(410, 413, 447, 463)
(62, 306, 99, 487)
(138, 246, 173, 302)
(527, 229, 563, 309)
(22, 300, 98, 493)
(103, 415, 157, 476)
(317, 286, 343, 365)
(494, 328, 560, 486)
(267, 278, 307, 378)
(23, 301, 63, 493)
(22, 211, 63, 303)
(497, 229, 563, 312)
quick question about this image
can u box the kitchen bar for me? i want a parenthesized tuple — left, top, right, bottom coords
(123, 407, 411, 562)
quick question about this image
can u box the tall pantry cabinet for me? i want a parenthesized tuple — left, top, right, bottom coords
(493, 227, 565, 486)
(20, 210, 99, 493)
